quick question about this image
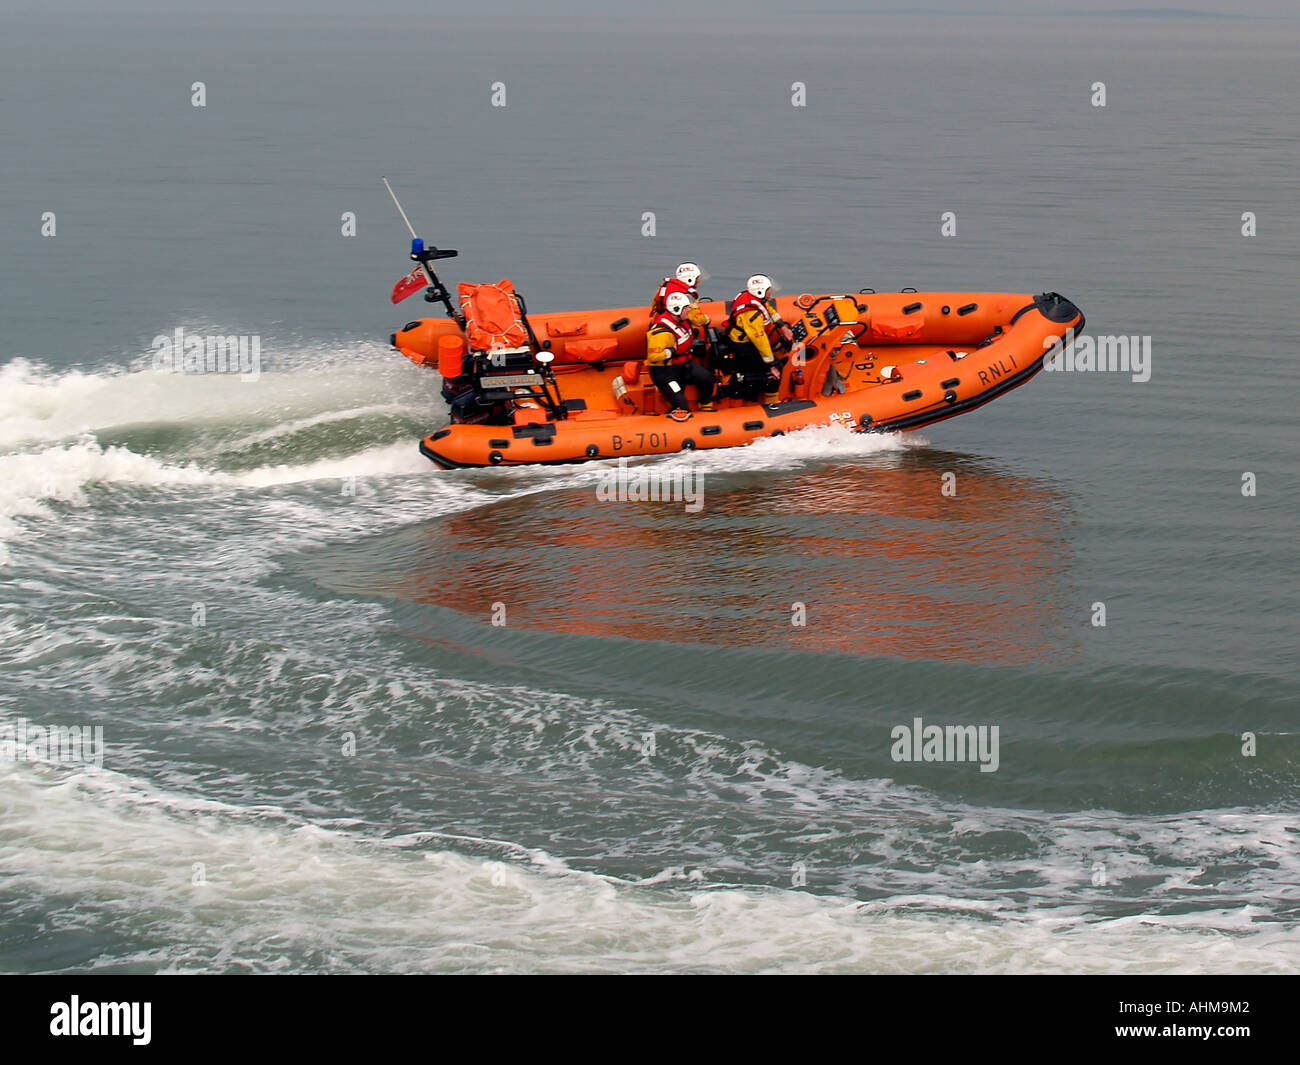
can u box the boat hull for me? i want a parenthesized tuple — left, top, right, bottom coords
(397, 291, 1084, 468)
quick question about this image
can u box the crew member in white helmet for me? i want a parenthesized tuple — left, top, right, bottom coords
(646, 290, 716, 422)
(724, 274, 792, 404)
(650, 261, 704, 317)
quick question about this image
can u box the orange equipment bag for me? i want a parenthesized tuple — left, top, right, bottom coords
(458, 280, 531, 351)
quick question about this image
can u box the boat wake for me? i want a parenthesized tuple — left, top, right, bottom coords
(2, 350, 1294, 975)
(4, 757, 1295, 974)
(0, 353, 930, 566)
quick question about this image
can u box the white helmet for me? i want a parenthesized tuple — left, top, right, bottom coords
(675, 262, 702, 287)
(665, 291, 692, 317)
(747, 274, 773, 299)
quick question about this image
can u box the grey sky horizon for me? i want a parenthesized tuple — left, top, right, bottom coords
(11, 1, 1300, 19)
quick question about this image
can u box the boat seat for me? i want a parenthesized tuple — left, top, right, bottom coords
(789, 345, 835, 400)
(614, 360, 657, 412)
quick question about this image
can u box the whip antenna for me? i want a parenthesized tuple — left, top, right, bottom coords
(382, 176, 419, 240)
(381, 177, 464, 326)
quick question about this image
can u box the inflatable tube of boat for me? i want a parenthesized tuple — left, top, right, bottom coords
(391, 290, 1084, 468)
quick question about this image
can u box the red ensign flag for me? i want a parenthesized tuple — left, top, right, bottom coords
(390, 267, 426, 304)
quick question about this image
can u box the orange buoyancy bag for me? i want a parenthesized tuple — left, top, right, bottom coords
(458, 280, 530, 351)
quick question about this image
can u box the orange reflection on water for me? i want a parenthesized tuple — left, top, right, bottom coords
(375, 454, 1073, 667)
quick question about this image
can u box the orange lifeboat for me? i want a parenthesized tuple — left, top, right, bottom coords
(391, 287, 1084, 469)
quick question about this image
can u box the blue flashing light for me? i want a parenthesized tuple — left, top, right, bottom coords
(411, 238, 424, 256)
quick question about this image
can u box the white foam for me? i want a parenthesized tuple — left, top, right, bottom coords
(0, 360, 118, 447)
(0, 434, 439, 566)
(0, 357, 436, 450)
(220, 403, 423, 451)
(0, 438, 221, 566)
(230, 442, 431, 487)
(0, 351, 451, 563)
(2, 762, 1294, 974)
(661, 422, 924, 476)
